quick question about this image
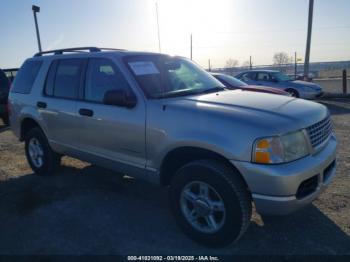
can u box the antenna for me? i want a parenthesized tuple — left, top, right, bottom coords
(156, 2, 161, 53)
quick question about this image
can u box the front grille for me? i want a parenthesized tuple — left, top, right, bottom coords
(306, 115, 332, 148)
(296, 175, 319, 199)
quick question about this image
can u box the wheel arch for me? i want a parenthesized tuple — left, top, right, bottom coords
(159, 146, 249, 189)
(20, 117, 44, 141)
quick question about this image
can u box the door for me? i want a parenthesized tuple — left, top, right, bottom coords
(40, 58, 85, 149)
(76, 57, 146, 168)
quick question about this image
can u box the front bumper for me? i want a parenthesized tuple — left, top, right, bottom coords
(301, 90, 323, 99)
(231, 134, 337, 215)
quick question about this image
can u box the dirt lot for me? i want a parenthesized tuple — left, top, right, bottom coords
(0, 98, 349, 255)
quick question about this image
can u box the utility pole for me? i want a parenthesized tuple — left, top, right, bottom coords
(32, 5, 42, 52)
(155, 3, 161, 53)
(208, 59, 211, 71)
(190, 34, 193, 60)
(294, 52, 297, 79)
(304, 0, 314, 80)
(249, 56, 252, 70)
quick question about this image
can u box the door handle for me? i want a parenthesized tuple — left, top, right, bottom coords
(79, 108, 94, 117)
(37, 101, 47, 108)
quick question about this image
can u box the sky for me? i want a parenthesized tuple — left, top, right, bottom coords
(0, 0, 349, 69)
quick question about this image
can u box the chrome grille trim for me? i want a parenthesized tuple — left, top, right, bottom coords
(306, 115, 333, 149)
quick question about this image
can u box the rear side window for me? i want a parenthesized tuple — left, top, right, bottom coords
(45, 59, 83, 99)
(11, 60, 42, 94)
(257, 72, 270, 81)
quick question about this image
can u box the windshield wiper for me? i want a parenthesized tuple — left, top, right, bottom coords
(197, 86, 227, 94)
(155, 86, 226, 99)
(157, 89, 199, 99)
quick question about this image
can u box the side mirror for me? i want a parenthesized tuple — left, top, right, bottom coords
(103, 89, 137, 108)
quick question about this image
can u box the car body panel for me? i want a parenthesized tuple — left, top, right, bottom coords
(212, 73, 289, 96)
(235, 70, 323, 99)
(9, 50, 337, 215)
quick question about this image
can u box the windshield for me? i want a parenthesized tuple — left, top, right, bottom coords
(124, 55, 225, 98)
(215, 74, 247, 87)
(271, 72, 293, 82)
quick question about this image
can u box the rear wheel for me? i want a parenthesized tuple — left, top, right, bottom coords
(24, 127, 61, 176)
(286, 88, 299, 98)
(169, 160, 252, 247)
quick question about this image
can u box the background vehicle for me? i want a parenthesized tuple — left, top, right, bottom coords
(212, 72, 290, 96)
(3, 68, 19, 83)
(235, 70, 322, 98)
(0, 68, 10, 125)
(9, 47, 337, 247)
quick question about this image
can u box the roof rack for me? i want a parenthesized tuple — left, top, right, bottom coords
(33, 47, 125, 57)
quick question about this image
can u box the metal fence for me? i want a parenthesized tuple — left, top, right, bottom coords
(211, 60, 350, 79)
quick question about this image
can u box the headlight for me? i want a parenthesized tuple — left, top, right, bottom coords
(252, 130, 309, 164)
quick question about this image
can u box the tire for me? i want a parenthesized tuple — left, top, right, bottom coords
(24, 127, 61, 176)
(169, 159, 252, 247)
(286, 88, 299, 98)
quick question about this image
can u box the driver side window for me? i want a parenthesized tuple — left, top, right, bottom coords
(241, 72, 256, 81)
(85, 58, 132, 103)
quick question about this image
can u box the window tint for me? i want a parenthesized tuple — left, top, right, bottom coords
(11, 60, 42, 94)
(85, 58, 131, 102)
(257, 72, 270, 81)
(53, 59, 83, 99)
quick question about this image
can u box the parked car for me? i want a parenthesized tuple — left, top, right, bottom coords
(3, 68, 19, 83)
(0, 68, 10, 125)
(9, 47, 337, 247)
(212, 72, 290, 96)
(235, 70, 322, 99)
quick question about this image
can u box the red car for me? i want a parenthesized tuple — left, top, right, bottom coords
(212, 73, 290, 96)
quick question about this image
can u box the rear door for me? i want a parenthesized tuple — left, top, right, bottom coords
(75, 57, 146, 168)
(40, 58, 85, 149)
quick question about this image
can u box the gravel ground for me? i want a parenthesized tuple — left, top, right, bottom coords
(0, 98, 349, 255)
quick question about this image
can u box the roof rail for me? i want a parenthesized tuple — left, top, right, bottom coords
(33, 47, 125, 57)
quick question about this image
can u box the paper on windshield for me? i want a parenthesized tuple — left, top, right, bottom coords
(128, 61, 160, 76)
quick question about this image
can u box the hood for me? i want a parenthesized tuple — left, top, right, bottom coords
(289, 80, 322, 90)
(165, 90, 328, 134)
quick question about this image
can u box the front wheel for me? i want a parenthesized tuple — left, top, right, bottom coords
(169, 160, 252, 247)
(286, 88, 299, 98)
(24, 127, 61, 176)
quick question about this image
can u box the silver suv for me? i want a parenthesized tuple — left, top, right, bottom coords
(9, 47, 337, 247)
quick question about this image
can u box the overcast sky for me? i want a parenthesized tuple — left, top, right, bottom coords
(1, 0, 349, 69)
